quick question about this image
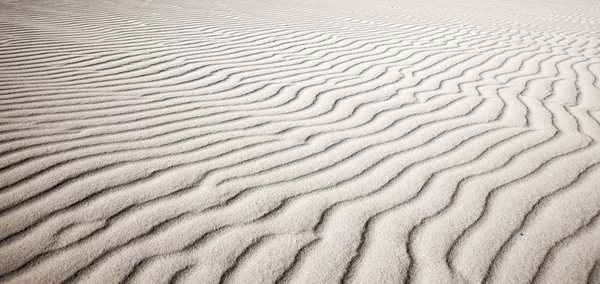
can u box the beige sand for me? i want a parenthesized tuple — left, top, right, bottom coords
(1, 0, 600, 283)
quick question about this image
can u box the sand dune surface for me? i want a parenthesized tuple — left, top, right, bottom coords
(1, 0, 600, 283)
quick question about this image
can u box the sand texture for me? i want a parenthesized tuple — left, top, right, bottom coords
(1, 0, 600, 283)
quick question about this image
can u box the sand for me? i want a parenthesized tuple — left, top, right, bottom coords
(1, 0, 600, 283)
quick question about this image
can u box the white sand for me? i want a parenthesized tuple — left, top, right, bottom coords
(1, 0, 600, 283)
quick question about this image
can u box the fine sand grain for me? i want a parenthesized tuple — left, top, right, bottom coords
(1, 0, 600, 283)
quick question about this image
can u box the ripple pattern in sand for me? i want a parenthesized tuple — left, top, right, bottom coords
(1, 0, 600, 283)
